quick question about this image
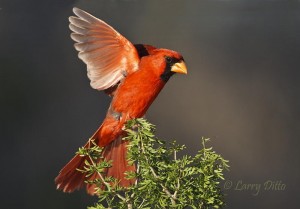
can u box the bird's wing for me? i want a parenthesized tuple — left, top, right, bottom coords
(69, 7, 139, 90)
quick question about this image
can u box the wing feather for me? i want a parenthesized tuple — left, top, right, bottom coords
(69, 7, 139, 90)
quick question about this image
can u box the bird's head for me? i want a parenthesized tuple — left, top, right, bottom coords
(140, 48, 187, 82)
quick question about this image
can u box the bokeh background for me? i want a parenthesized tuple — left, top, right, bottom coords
(1, 0, 299, 208)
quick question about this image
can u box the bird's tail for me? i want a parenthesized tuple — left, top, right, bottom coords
(55, 130, 135, 195)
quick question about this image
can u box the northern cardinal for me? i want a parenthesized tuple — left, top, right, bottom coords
(55, 8, 187, 195)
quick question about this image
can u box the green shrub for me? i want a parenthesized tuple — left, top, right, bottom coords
(77, 118, 229, 209)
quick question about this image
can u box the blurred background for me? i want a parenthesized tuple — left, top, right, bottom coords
(1, 0, 299, 208)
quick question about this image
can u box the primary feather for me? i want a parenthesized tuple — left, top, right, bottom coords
(69, 7, 139, 90)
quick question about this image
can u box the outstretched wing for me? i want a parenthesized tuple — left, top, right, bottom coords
(69, 8, 140, 90)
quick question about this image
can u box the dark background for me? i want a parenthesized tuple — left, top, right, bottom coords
(1, 0, 299, 208)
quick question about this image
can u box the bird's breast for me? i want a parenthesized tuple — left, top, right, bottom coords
(111, 71, 165, 119)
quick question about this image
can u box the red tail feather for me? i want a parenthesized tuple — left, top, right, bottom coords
(55, 132, 135, 195)
(55, 145, 88, 193)
(102, 137, 136, 187)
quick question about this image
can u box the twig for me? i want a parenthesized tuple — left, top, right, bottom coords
(138, 199, 146, 208)
(174, 150, 177, 161)
(140, 137, 177, 206)
(86, 150, 126, 202)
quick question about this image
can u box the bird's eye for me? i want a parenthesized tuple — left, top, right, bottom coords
(165, 56, 172, 64)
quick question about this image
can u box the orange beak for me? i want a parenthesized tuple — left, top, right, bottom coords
(171, 61, 187, 74)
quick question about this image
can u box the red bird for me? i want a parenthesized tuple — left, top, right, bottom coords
(55, 7, 187, 195)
